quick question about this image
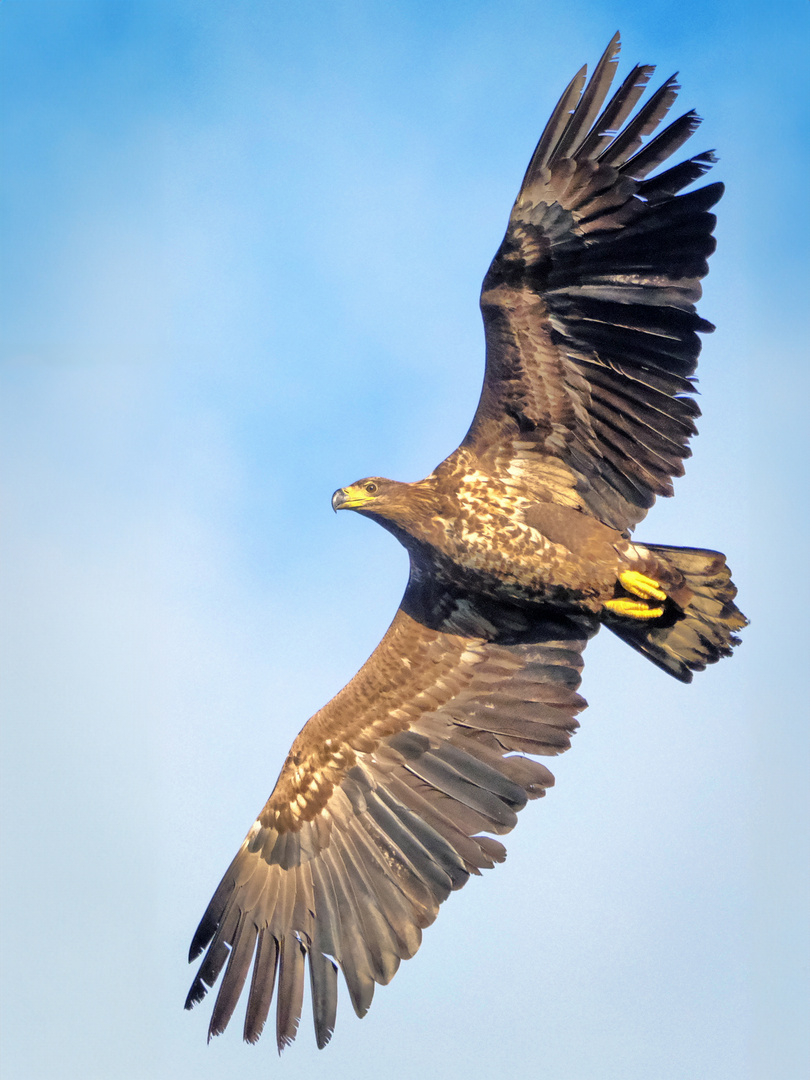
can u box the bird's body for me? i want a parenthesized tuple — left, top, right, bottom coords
(186, 34, 746, 1052)
(336, 464, 632, 609)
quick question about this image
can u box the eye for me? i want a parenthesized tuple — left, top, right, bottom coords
(364, 482, 378, 494)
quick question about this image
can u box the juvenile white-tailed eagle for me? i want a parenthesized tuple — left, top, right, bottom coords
(186, 33, 746, 1051)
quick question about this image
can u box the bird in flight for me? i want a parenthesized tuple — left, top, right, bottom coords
(185, 32, 746, 1052)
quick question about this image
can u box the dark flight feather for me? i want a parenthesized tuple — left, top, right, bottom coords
(547, 32, 621, 166)
(243, 929, 278, 1043)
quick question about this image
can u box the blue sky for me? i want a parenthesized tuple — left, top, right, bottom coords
(1, 2, 808, 1078)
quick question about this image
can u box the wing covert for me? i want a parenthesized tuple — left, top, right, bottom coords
(464, 33, 722, 532)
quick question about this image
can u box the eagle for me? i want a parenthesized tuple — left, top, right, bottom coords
(185, 33, 746, 1052)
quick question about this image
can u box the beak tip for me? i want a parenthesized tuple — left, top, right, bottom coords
(331, 488, 345, 513)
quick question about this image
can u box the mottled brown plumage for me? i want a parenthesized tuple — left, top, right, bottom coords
(186, 33, 746, 1052)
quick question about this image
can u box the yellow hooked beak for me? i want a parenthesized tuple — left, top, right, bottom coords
(331, 484, 376, 511)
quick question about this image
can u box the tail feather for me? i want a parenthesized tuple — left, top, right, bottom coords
(604, 544, 746, 682)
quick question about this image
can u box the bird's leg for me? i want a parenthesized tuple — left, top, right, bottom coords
(603, 571, 667, 620)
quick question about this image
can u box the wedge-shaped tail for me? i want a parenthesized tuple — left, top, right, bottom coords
(604, 544, 747, 682)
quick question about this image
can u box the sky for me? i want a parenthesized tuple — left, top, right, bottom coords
(1, 1, 808, 1078)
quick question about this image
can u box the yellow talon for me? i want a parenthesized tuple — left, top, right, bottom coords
(604, 598, 665, 620)
(618, 570, 667, 602)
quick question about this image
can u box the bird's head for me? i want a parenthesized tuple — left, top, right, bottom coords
(331, 477, 397, 514)
(331, 476, 443, 540)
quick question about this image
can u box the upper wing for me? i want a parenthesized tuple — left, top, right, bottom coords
(186, 583, 597, 1050)
(463, 33, 722, 532)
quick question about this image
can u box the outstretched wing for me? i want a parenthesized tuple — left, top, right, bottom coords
(463, 33, 722, 532)
(186, 582, 597, 1050)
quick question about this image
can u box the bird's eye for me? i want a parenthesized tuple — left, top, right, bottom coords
(365, 482, 378, 494)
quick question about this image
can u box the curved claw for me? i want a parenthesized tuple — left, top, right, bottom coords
(618, 570, 667, 602)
